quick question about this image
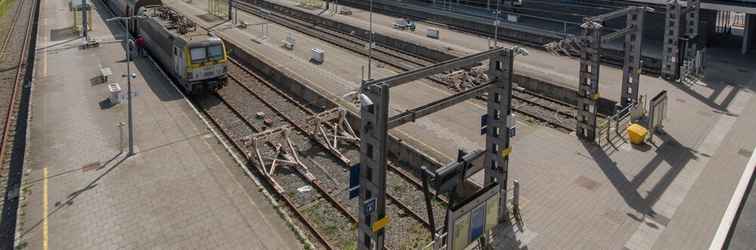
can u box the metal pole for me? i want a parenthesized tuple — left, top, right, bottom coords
(82, 3, 88, 39)
(126, 20, 135, 156)
(493, 0, 501, 48)
(421, 166, 436, 240)
(367, 0, 374, 81)
(228, 0, 233, 20)
(118, 122, 125, 154)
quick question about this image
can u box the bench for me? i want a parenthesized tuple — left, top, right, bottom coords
(99, 65, 112, 83)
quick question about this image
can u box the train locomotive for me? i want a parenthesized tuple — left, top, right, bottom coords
(103, 0, 228, 94)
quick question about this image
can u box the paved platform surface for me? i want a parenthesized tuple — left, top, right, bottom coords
(14, 0, 303, 249)
(168, 2, 756, 249)
(493, 47, 756, 249)
(164, 1, 756, 249)
(166, 0, 541, 164)
(725, 149, 756, 249)
(268, 0, 666, 102)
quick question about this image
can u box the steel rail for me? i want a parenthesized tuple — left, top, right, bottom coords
(227, 57, 450, 205)
(228, 61, 435, 230)
(1, 0, 34, 175)
(200, 95, 337, 250)
(237, 4, 578, 132)
(223, 76, 358, 223)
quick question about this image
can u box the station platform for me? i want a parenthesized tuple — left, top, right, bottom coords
(166, 0, 541, 164)
(266, 0, 665, 103)
(14, 0, 302, 248)
(167, 1, 756, 249)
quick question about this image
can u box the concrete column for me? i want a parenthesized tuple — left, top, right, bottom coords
(743, 14, 753, 55)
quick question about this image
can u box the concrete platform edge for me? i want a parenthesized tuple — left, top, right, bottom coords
(709, 146, 756, 250)
(145, 50, 314, 249)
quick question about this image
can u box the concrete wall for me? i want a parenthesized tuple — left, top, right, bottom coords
(335, 0, 663, 74)
(247, 0, 618, 114)
(513, 74, 616, 115)
(223, 38, 448, 177)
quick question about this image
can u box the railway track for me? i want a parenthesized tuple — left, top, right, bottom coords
(0, 0, 30, 166)
(1, 0, 35, 180)
(0, 0, 39, 246)
(236, 2, 577, 132)
(195, 59, 447, 249)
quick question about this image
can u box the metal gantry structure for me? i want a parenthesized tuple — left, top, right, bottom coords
(661, 0, 701, 81)
(357, 47, 523, 250)
(572, 6, 649, 142)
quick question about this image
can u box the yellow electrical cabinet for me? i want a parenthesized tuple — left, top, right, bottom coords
(71, 0, 93, 32)
(627, 123, 648, 145)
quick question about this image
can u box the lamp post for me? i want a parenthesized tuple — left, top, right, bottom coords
(106, 15, 146, 156)
(493, 0, 501, 48)
(367, 0, 374, 83)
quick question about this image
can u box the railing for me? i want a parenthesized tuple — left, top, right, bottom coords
(597, 103, 635, 146)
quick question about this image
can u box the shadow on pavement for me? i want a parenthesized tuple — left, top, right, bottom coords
(581, 130, 697, 223)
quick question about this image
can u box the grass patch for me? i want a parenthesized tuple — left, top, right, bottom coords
(0, 0, 16, 18)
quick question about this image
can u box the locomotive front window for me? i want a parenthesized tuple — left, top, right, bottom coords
(190, 47, 207, 63)
(208, 45, 224, 60)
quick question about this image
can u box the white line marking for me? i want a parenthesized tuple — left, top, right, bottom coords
(709, 146, 756, 250)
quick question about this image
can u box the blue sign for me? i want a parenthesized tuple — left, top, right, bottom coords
(364, 198, 376, 214)
(469, 205, 486, 241)
(349, 164, 360, 199)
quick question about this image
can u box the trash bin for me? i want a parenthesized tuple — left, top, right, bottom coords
(626, 123, 648, 145)
(109, 83, 122, 104)
(311, 48, 324, 64)
(427, 28, 439, 39)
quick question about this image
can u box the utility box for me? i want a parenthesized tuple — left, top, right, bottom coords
(627, 123, 648, 145)
(311, 48, 324, 64)
(427, 28, 439, 39)
(108, 83, 122, 104)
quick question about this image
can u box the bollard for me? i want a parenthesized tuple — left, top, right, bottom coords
(513, 179, 522, 227)
(513, 179, 520, 213)
(117, 122, 126, 154)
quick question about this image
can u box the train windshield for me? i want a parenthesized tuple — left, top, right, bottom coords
(190, 47, 207, 63)
(208, 45, 224, 60)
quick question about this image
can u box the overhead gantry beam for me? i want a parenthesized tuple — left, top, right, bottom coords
(387, 80, 494, 129)
(364, 48, 508, 89)
(573, 6, 648, 142)
(358, 47, 519, 250)
(586, 7, 636, 22)
(601, 26, 636, 44)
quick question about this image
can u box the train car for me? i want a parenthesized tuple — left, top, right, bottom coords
(137, 6, 227, 94)
(103, 0, 163, 33)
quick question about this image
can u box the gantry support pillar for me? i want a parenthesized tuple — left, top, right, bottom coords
(620, 8, 645, 107)
(357, 48, 519, 250)
(483, 49, 514, 223)
(662, 1, 682, 80)
(358, 84, 390, 250)
(685, 0, 700, 59)
(662, 0, 700, 80)
(576, 23, 601, 142)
